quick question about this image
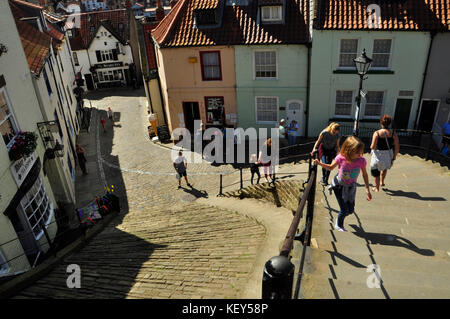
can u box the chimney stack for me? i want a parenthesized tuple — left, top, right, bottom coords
(156, 0, 165, 21)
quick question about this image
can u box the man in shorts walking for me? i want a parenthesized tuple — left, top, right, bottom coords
(173, 151, 192, 189)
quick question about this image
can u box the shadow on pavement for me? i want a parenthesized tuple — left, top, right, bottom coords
(348, 225, 435, 257)
(382, 189, 446, 201)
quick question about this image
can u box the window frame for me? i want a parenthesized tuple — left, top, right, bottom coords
(334, 90, 355, 118)
(0, 249, 9, 276)
(204, 96, 225, 124)
(199, 51, 222, 81)
(371, 39, 393, 70)
(0, 87, 20, 149)
(338, 39, 360, 69)
(363, 90, 386, 119)
(72, 52, 79, 66)
(255, 96, 279, 124)
(253, 49, 278, 80)
(261, 6, 282, 22)
(19, 177, 54, 240)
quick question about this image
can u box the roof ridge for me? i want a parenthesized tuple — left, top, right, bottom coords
(152, 0, 188, 45)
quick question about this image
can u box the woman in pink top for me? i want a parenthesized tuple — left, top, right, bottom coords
(314, 136, 372, 231)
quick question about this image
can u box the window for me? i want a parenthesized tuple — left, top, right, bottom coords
(67, 29, 73, 38)
(54, 109, 63, 140)
(59, 54, 64, 72)
(364, 91, 384, 117)
(195, 9, 218, 25)
(67, 85, 73, 105)
(90, 25, 95, 33)
(200, 51, 222, 81)
(0, 249, 9, 275)
(67, 154, 74, 180)
(96, 49, 118, 62)
(339, 39, 358, 68)
(255, 96, 278, 123)
(43, 67, 53, 97)
(118, 23, 124, 32)
(205, 97, 225, 124)
(73, 52, 79, 66)
(254, 51, 277, 78)
(372, 39, 392, 68)
(335, 90, 353, 116)
(19, 177, 53, 239)
(261, 6, 282, 22)
(0, 88, 19, 147)
(97, 70, 123, 82)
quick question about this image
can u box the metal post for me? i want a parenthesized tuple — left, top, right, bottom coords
(425, 131, 432, 161)
(240, 168, 243, 190)
(261, 255, 295, 299)
(41, 220, 56, 257)
(353, 75, 364, 137)
(217, 174, 224, 197)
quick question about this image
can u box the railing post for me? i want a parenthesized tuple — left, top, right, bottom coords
(239, 168, 243, 190)
(261, 255, 294, 299)
(425, 131, 432, 161)
(217, 174, 224, 197)
(41, 220, 56, 257)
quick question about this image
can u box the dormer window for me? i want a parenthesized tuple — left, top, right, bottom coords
(195, 9, 218, 26)
(261, 6, 282, 23)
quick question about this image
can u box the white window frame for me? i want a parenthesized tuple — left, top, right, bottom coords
(19, 177, 54, 240)
(334, 90, 355, 118)
(0, 249, 9, 276)
(254, 50, 278, 80)
(0, 87, 20, 148)
(363, 90, 386, 119)
(371, 39, 393, 70)
(338, 39, 360, 69)
(100, 50, 114, 62)
(255, 96, 279, 124)
(261, 6, 282, 22)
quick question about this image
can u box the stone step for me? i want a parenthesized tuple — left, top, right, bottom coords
(312, 222, 450, 253)
(312, 239, 450, 263)
(300, 273, 450, 299)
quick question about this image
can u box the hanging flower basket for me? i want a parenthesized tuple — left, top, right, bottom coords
(8, 131, 38, 161)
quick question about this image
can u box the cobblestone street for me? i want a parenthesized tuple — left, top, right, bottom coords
(13, 89, 278, 299)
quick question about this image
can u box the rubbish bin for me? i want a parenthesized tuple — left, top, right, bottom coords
(261, 255, 294, 299)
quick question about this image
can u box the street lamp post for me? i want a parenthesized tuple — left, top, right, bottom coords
(353, 49, 372, 137)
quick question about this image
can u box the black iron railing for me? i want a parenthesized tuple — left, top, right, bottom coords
(261, 151, 318, 299)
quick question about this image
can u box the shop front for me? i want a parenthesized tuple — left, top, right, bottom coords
(91, 62, 128, 89)
(3, 154, 56, 266)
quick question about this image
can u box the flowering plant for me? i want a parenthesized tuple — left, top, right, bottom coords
(9, 131, 38, 160)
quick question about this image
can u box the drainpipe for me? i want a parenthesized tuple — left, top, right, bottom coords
(414, 31, 436, 129)
(305, 42, 311, 138)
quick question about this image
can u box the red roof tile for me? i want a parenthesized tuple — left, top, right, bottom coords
(9, 1, 51, 75)
(193, 0, 219, 10)
(143, 22, 159, 70)
(66, 9, 129, 50)
(152, 0, 310, 48)
(316, 0, 450, 31)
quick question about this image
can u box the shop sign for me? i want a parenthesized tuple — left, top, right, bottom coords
(94, 62, 123, 69)
(11, 153, 37, 187)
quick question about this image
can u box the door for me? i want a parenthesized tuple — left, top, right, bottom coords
(183, 102, 200, 133)
(394, 98, 413, 129)
(286, 100, 303, 136)
(84, 74, 94, 90)
(417, 100, 439, 132)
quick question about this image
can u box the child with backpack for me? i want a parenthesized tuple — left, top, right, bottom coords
(249, 154, 261, 185)
(314, 136, 372, 232)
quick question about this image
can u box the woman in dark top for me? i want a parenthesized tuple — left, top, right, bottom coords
(76, 144, 88, 175)
(370, 115, 400, 192)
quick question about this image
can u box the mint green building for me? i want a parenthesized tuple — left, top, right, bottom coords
(307, 0, 445, 137)
(235, 44, 309, 135)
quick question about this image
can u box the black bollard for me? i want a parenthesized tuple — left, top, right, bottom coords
(262, 255, 295, 299)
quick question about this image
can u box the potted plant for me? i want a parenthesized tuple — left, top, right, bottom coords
(9, 131, 38, 161)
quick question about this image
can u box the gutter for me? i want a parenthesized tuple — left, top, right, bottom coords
(414, 31, 436, 129)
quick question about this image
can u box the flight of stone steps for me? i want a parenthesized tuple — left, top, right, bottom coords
(300, 154, 450, 299)
(222, 180, 305, 213)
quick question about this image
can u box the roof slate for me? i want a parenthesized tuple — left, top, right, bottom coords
(316, 0, 450, 31)
(66, 9, 129, 50)
(152, 0, 310, 48)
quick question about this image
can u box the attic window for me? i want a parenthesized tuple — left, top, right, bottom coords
(195, 9, 218, 26)
(261, 6, 282, 22)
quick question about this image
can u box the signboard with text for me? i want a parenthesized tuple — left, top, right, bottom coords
(11, 153, 37, 187)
